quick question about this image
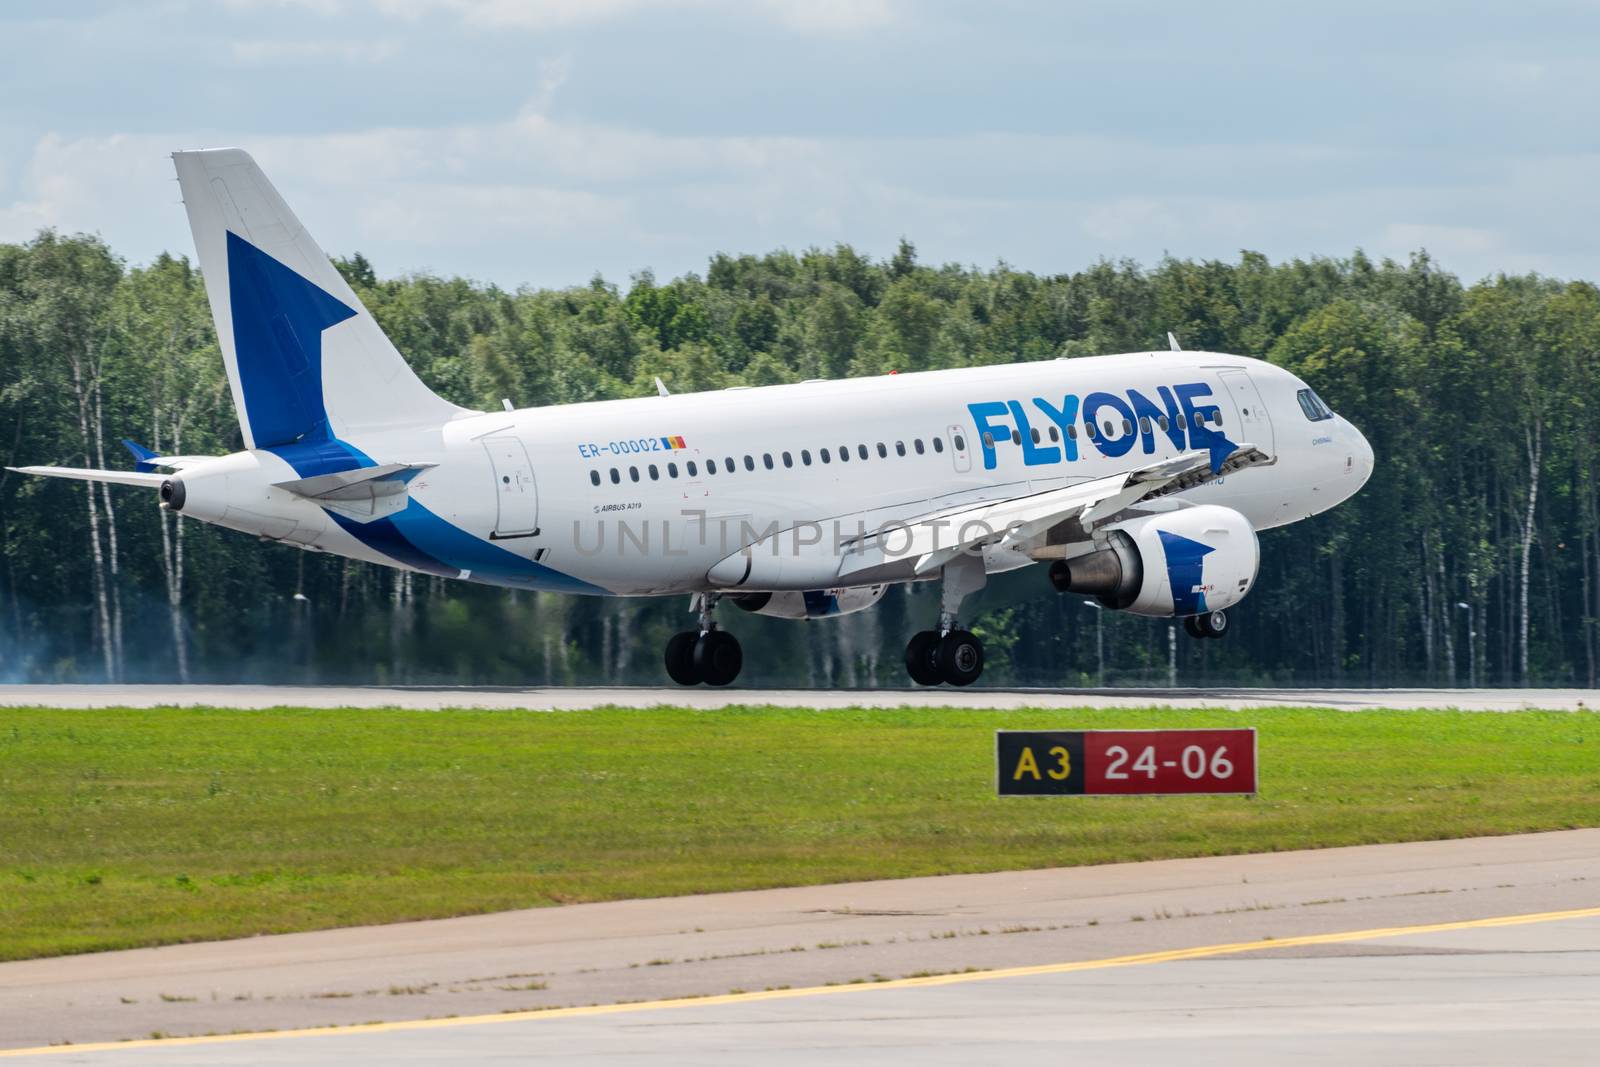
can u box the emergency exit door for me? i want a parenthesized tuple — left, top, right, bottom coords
(483, 436, 539, 538)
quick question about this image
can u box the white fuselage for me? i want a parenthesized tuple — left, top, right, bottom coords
(168, 349, 1373, 598)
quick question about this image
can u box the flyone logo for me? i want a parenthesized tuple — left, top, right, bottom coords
(966, 381, 1236, 471)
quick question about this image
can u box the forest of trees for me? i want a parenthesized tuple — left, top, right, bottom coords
(2, 230, 1596, 688)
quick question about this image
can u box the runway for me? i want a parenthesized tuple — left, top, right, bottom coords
(0, 683, 1594, 711)
(3, 830, 1597, 1062)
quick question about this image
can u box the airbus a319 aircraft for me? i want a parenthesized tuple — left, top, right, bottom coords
(12, 150, 1374, 687)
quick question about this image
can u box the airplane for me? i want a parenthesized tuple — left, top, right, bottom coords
(9, 149, 1374, 688)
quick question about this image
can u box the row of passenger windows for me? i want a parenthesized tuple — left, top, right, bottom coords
(589, 435, 953, 486)
(585, 410, 1225, 487)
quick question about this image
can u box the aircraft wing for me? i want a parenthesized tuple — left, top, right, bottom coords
(5, 465, 167, 489)
(838, 444, 1271, 579)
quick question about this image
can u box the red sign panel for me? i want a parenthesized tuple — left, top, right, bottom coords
(996, 729, 1257, 796)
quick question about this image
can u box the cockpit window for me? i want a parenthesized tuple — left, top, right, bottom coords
(1297, 388, 1334, 422)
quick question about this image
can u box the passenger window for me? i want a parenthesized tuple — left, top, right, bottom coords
(1158, 415, 1168, 431)
(952, 434, 965, 451)
(707, 459, 718, 475)
(783, 451, 793, 468)
(1049, 426, 1060, 442)
(1177, 413, 1188, 429)
(1122, 419, 1132, 436)
(725, 456, 735, 472)
(802, 449, 812, 465)
(982, 431, 995, 449)
(1212, 411, 1223, 425)
(744, 455, 755, 471)
(1103, 421, 1114, 437)
(876, 442, 887, 458)
(839, 445, 850, 462)
(1031, 428, 1041, 444)
(590, 470, 601, 486)
(649, 464, 659, 480)
(629, 466, 640, 482)
(668, 462, 679, 478)
(686, 460, 698, 477)
(1138, 417, 1150, 434)
(1010, 430, 1021, 445)
(610, 468, 621, 484)
(1085, 422, 1098, 439)
(934, 437, 946, 453)
(1067, 425, 1077, 440)
(821, 447, 832, 464)
(895, 441, 906, 456)
(858, 444, 869, 460)
(914, 439, 925, 455)
(763, 453, 774, 469)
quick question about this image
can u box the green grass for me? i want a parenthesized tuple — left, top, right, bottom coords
(0, 704, 1596, 961)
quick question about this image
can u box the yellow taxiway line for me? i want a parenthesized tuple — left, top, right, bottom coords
(6, 904, 1600, 1058)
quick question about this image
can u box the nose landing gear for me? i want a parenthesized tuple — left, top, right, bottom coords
(1183, 609, 1229, 639)
(664, 593, 743, 686)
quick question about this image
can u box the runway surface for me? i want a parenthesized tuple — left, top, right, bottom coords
(3, 830, 1597, 1062)
(0, 683, 1594, 711)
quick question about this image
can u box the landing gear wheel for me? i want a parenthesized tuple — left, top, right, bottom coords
(1195, 609, 1229, 639)
(665, 631, 702, 685)
(693, 629, 743, 686)
(1183, 615, 1205, 639)
(905, 630, 942, 686)
(936, 629, 984, 687)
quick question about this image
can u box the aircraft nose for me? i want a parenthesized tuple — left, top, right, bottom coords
(1346, 421, 1374, 487)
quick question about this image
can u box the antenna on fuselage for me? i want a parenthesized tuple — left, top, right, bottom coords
(1167, 332, 1182, 352)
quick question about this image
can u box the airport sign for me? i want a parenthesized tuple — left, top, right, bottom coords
(996, 729, 1257, 796)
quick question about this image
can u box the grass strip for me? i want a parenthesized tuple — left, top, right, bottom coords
(0, 704, 1595, 961)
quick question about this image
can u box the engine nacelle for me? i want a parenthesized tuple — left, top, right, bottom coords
(729, 585, 888, 620)
(1048, 505, 1258, 617)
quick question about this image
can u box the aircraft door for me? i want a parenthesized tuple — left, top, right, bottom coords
(1217, 369, 1275, 455)
(947, 425, 972, 473)
(484, 435, 539, 538)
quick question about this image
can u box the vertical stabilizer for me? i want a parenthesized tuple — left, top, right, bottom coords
(172, 149, 468, 450)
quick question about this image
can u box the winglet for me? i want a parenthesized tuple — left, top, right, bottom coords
(121, 439, 159, 473)
(655, 376, 671, 397)
(1167, 331, 1182, 352)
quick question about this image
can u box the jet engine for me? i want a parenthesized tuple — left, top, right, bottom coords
(1047, 505, 1258, 617)
(729, 585, 888, 620)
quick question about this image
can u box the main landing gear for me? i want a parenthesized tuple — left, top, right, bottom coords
(1183, 609, 1230, 639)
(665, 593, 743, 686)
(905, 554, 987, 687)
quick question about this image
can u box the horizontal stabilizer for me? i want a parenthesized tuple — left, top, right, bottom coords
(6, 466, 166, 489)
(274, 462, 435, 523)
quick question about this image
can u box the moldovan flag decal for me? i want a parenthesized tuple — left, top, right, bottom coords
(661, 435, 687, 449)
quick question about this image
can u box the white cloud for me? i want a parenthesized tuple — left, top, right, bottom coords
(226, 0, 900, 32)
(229, 38, 400, 63)
(5, 102, 1599, 288)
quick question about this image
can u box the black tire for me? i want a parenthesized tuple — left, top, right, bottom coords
(1183, 615, 1205, 639)
(936, 629, 984, 687)
(1201, 609, 1229, 639)
(905, 630, 942, 686)
(693, 629, 743, 686)
(664, 631, 701, 685)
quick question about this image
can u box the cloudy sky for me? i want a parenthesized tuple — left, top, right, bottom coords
(2, 0, 1596, 288)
